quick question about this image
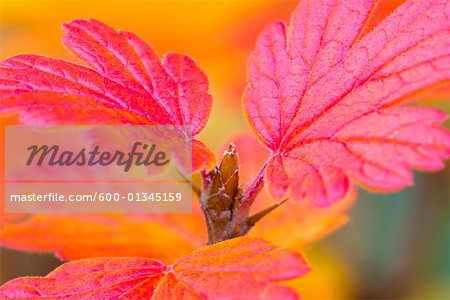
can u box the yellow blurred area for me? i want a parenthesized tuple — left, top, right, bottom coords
(286, 247, 353, 300)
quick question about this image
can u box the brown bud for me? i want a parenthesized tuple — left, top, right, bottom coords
(217, 143, 239, 198)
(201, 144, 284, 244)
(207, 143, 239, 214)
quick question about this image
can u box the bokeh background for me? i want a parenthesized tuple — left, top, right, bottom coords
(0, 0, 449, 299)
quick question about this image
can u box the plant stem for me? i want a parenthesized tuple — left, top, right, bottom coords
(198, 145, 279, 244)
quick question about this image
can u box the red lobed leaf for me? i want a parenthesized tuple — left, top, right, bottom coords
(221, 131, 356, 247)
(62, 19, 212, 136)
(0, 237, 310, 299)
(244, 0, 450, 206)
(0, 19, 214, 171)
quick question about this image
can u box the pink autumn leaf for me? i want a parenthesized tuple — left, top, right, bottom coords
(0, 237, 310, 300)
(0, 19, 215, 171)
(244, 0, 450, 206)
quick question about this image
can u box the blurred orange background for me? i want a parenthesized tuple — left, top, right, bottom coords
(1, 1, 449, 299)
